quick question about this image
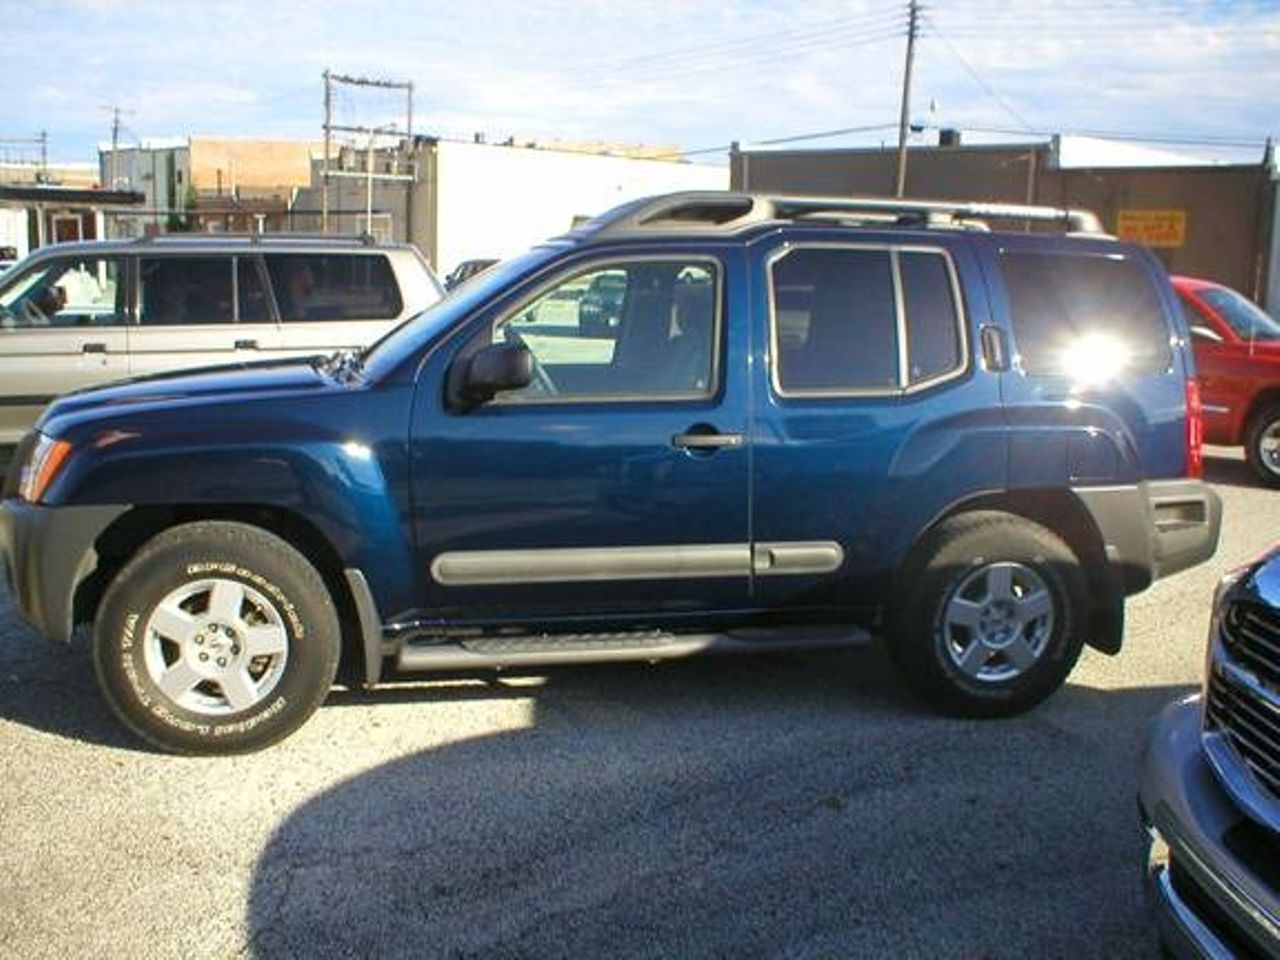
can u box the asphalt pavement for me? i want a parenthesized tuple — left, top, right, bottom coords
(1, 448, 1276, 959)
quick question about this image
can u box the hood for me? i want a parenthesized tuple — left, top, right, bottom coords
(1238, 547, 1280, 610)
(39, 356, 344, 432)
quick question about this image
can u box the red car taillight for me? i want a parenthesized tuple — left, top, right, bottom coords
(1185, 378, 1204, 478)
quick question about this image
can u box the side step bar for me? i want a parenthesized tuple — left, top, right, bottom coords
(394, 627, 871, 673)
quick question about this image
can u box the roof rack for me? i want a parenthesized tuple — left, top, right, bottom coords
(132, 232, 382, 246)
(574, 191, 1106, 238)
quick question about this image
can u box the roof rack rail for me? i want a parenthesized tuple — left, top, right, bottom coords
(132, 232, 381, 246)
(576, 191, 1106, 238)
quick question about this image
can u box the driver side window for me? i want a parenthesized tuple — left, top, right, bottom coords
(491, 259, 719, 403)
(0, 256, 125, 329)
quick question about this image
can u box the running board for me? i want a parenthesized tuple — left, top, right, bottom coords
(394, 626, 871, 673)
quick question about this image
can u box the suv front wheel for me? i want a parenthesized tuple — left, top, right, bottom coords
(889, 512, 1087, 717)
(93, 521, 340, 755)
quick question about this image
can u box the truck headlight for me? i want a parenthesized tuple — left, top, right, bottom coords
(17, 433, 72, 503)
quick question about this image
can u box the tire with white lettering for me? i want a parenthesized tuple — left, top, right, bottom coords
(1244, 403, 1280, 487)
(888, 512, 1087, 717)
(93, 521, 340, 755)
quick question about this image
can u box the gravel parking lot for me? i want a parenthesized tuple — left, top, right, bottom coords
(1, 448, 1276, 960)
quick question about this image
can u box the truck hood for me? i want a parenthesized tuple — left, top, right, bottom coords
(38, 356, 344, 431)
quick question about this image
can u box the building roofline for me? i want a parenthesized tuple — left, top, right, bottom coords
(0, 185, 144, 206)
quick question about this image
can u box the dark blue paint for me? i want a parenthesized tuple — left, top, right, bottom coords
(28, 220, 1198, 634)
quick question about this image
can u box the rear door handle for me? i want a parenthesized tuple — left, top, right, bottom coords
(672, 432, 744, 450)
(81, 342, 107, 354)
(235, 339, 259, 350)
(980, 325, 1008, 372)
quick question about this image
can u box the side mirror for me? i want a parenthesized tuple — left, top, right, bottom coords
(461, 342, 535, 405)
(1189, 324, 1223, 344)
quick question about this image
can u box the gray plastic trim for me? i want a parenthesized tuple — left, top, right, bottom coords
(430, 540, 844, 586)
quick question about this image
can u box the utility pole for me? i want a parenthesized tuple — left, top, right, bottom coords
(110, 107, 120, 189)
(320, 71, 415, 236)
(101, 105, 132, 190)
(322, 70, 332, 232)
(894, 0, 920, 198)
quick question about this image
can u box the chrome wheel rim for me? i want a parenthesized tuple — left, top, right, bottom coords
(1259, 419, 1280, 477)
(142, 578, 289, 716)
(940, 562, 1055, 683)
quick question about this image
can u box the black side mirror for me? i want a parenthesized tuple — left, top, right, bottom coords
(461, 342, 535, 405)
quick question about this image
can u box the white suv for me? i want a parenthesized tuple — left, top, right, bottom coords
(0, 234, 443, 447)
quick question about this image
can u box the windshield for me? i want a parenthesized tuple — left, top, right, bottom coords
(1201, 287, 1280, 342)
(360, 248, 557, 380)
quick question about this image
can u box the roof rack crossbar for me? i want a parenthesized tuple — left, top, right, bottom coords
(579, 191, 1105, 238)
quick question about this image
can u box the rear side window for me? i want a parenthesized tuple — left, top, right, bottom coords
(266, 254, 401, 322)
(139, 257, 234, 325)
(901, 252, 962, 384)
(999, 252, 1172, 374)
(770, 246, 964, 394)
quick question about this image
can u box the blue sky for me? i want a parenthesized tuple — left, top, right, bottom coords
(3, 0, 1278, 166)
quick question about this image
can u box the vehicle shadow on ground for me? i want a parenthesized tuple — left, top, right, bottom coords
(1204, 450, 1264, 490)
(246, 646, 1188, 959)
(0, 610, 142, 751)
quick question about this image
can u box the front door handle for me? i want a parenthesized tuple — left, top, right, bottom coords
(81, 342, 107, 354)
(672, 432, 744, 450)
(235, 339, 259, 350)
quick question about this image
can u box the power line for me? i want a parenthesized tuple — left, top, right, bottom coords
(552, 26, 906, 90)
(563, 4, 907, 77)
(921, 16, 1036, 133)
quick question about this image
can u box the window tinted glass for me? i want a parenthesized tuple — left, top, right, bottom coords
(901, 251, 962, 384)
(266, 254, 401, 322)
(771, 248, 898, 392)
(0, 256, 125, 329)
(238, 258, 271, 322)
(139, 257, 234, 325)
(1200, 287, 1280, 342)
(490, 260, 717, 401)
(999, 252, 1172, 374)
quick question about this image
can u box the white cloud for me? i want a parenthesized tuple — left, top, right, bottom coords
(3, 0, 1276, 162)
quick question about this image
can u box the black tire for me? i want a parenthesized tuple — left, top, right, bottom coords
(1244, 403, 1280, 488)
(888, 511, 1087, 717)
(93, 521, 340, 755)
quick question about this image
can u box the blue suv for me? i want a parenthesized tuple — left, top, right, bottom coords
(0, 192, 1222, 754)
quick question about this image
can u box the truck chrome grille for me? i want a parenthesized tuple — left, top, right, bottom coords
(1208, 616, 1280, 803)
(1222, 601, 1280, 687)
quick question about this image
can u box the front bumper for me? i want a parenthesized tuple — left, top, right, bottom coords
(0, 499, 127, 642)
(1138, 695, 1280, 959)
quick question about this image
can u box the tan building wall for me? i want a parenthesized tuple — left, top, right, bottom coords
(188, 139, 322, 197)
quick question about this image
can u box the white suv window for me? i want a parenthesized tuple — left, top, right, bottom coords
(0, 256, 125, 329)
(139, 257, 235, 326)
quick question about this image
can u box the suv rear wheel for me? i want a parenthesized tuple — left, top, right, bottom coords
(1244, 402, 1280, 487)
(93, 521, 340, 755)
(889, 512, 1087, 717)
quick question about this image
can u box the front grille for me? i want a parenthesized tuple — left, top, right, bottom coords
(1206, 671, 1280, 800)
(1223, 601, 1280, 688)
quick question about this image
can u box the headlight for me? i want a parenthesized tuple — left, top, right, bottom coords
(17, 433, 72, 503)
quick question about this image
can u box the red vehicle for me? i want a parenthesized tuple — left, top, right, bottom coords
(1173, 275, 1280, 486)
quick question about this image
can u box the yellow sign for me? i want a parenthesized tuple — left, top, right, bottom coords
(1115, 209, 1187, 248)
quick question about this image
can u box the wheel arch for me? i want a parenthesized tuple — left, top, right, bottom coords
(74, 504, 369, 685)
(1242, 388, 1280, 442)
(909, 488, 1123, 655)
